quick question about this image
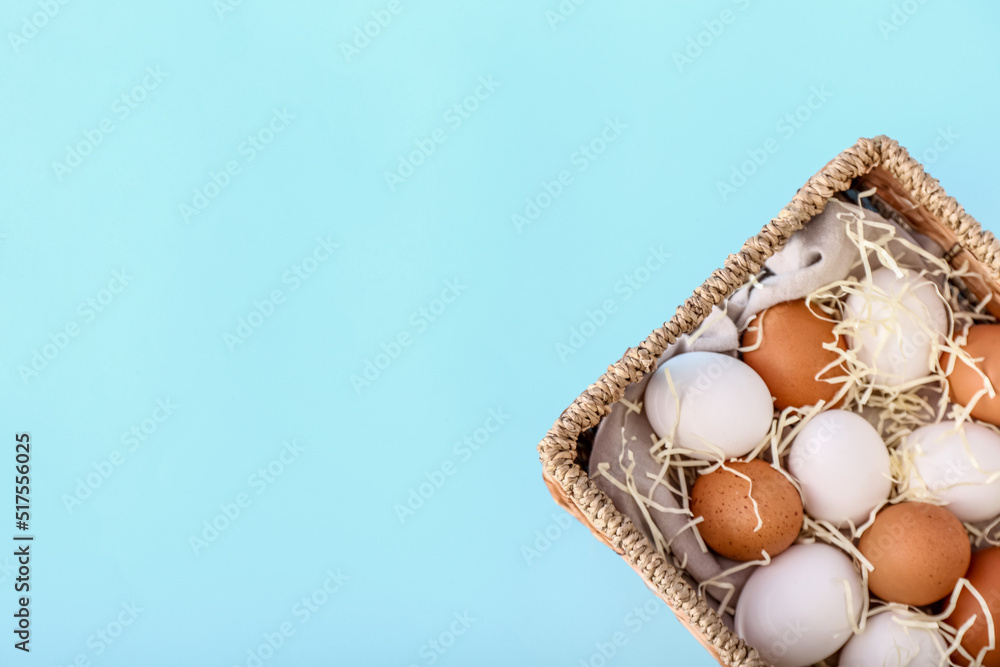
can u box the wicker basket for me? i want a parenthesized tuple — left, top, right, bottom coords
(536, 135, 1000, 666)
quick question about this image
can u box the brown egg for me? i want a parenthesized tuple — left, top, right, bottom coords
(690, 459, 803, 561)
(947, 546, 1000, 667)
(741, 299, 847, 410)
(859, 502, 971, 606)
(946, 324, 1000, 427)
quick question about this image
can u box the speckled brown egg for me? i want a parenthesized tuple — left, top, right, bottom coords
(946, 546, 1000, 667)
(946, 324, 1000, 427)
(859, 502, 971, 606)
(690, 459, 803, 561)
(741, 298, 847, 410)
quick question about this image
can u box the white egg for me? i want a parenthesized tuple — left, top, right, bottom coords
(844, 267, 948, 386)
(644, 351, 773, 459)
(839, 610, 947, 667)
(903, 420, 1000, 522)
(735, 543, 863, 667)
(787, 410, 893, 526)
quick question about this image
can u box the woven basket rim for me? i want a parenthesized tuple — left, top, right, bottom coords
(537, 135, 1000, 667)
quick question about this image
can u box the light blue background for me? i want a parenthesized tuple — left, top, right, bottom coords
(2, 1, 998, 665)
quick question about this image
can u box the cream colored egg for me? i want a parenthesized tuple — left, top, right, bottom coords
(839, 611, 947, 667)
(902, 420, 1000, 522)
(735, 543, 863, 667)
(787, 410, 892, 526)
(844, 267, 948, 386)
(644, 351, 773, 459)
